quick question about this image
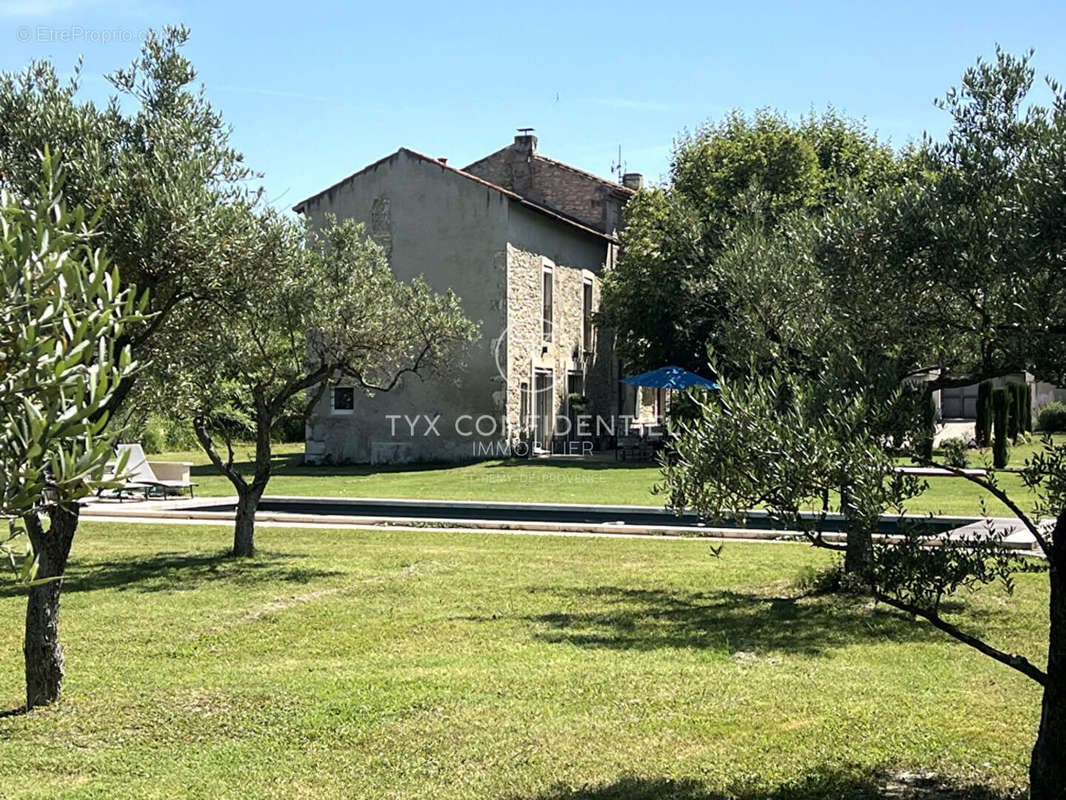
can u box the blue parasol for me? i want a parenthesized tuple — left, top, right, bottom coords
(620, 365, 718, 390)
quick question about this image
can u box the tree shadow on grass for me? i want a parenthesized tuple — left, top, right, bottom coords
(477, 585, 956, 656)
(485, 458, 658, 472)
(187, 453, 655, 482)
(189, 452, 473, 480)
(508, 768, 1020, 799)
(0, 550, 341, 598)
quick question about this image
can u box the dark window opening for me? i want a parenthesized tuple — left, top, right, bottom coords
(519, 381, 530, 428)
(332, 386, 355, 412)
(542, 268, 553, 341)
(582, 280, 593, 351)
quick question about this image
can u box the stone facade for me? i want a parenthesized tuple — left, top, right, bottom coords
(504, 244, 615, 446)
(616, 382, 666, 428)
(465, 134, 635, 237)
(295, 137, 637, 463)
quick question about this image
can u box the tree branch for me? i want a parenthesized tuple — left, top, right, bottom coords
(269, 363, 332, 417)
(914, 456, 1050, 555)
(192, 413, 247, 492)
(874, 590, 1048, 685)
(342, 340, 434, 393)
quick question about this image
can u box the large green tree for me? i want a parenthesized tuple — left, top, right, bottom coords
(175, 214, 476, 557)
(1, 156, 141, 709)
(599, 110, 903, 377)
(817, 48, 1066, 391)
(661, 49, 1066, 799)
(0, 26, 258, 417)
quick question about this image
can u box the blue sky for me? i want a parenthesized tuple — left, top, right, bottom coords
(2, 0, 1065, 211)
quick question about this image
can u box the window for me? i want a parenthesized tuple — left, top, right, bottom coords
(519, 381, 530, 429)
(566, 372, 585, 417)
(567, 372, 584, 401)
(330, 386, 355, 415)
(542, 262, 554, 341)
(582, 279, 594, 352)
(534, 369, 554, 449)
(640, 386, 655, 419)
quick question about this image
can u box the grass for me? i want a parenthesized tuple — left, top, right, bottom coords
(152, 435, 1063, 519)
(155, 442, 663, 504)
(0, 522, 1043, 798)
(902, 435, 1051, 516)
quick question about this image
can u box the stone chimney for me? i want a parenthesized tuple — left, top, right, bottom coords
(622, 172, 644, 190)
(514, 128, 538, 154)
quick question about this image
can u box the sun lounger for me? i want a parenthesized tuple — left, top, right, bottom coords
(100, 443, 197, 500)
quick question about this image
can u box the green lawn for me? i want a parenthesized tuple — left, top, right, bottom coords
(903, 436, 1052, 517)
(153, 436, 1062, 518)
(159, 443, 662, 504)
(0, 522, 1042, 798)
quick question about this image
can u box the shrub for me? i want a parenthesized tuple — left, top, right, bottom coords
(273, 413, 306, 443)
(1037, 401, 1066, 432)
(566, 392, 590, 414)
(1014, 381, 1032, 435)
(140, 420, 166, 455)
(1006, 381, 1024, 441)
(136, 414, 198, 454)
(793, 563, 845, 594)
(976, 379, 993, 447)
(992, 387, 1011, 468)
(940, 437, 969, 468)
(919, 390, 937, 460)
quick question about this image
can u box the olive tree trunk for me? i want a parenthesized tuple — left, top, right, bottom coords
(844, 526, 873, 576)
(840, 483, 873, 577)
(231, 398, 273, 557)
(232, 483, 266, 557)
(23, 503, 79, 709)
(194, 392, 275, 558)
(1030, 512, 1066, 800)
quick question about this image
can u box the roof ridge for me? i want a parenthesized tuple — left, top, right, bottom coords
(294, 147, 616, 243)
(292, 149, 407, 213)
(532, 153, 635, 194)
(399, 147, 521, 199)
(400, 149, 616, 242)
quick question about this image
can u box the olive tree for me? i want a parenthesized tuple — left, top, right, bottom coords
(0, 26, 260, 418)
(176, 213, 476, 557)
(1, 156, 140, 708)
(663, 359, 1064, 798)
(661, 49, 1066, 798)
(816, 48, 1066, 392)
(664, 350, 926, 571)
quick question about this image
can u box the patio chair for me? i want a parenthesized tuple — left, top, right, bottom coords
(101, 444, 197, 500)
(616, 432, 653, 461)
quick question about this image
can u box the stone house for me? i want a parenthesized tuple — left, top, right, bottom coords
(294, 133, 659, 464)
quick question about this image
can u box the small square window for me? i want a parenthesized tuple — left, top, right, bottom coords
(330, 386, 355, 415)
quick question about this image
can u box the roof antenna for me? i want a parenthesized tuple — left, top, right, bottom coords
(610, 144, 626, 182)
(517, 127, 535, 135)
